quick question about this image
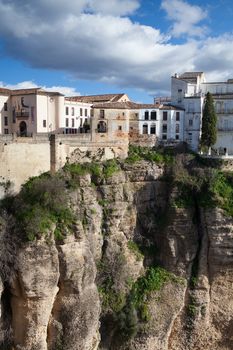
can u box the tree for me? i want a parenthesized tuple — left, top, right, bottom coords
(200, 92, 217, 150)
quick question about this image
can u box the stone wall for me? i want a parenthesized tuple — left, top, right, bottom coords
(0, 134, 129, 197)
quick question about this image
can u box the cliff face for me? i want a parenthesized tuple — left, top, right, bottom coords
(0, 154, 233, 350)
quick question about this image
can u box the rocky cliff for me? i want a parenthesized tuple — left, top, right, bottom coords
(0, 148, 233, 350)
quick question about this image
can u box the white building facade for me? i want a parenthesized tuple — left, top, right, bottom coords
(171, 72, 233, 154)
(137, 104, 185, 142)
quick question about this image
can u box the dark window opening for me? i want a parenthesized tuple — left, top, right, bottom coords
(143, 124, 148, 134)
(97, 121, 107, 133)
(4, 103, 7, 111)
(43, 120, 46, 128)
(65, 107, 69, 115)
(100, 110, 105, 118)
(4, 116, 8, 126)
(151, 111, 157, 120)
(176, 112, 180, 121)
(144, 111, 149, 120)
(162, 124, 167, 133)
(163, 111, 168, 121)
(150, 125, 156, 134)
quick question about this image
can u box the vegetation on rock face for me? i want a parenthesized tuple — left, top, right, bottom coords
(1, 173, 74, 241)
(200, 92, 217, 150)
(125, 145, 174, 164)
(173, 157, 233, 217)
(117, 267, 184, 338)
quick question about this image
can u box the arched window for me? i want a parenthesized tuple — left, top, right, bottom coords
(143, 124, 148, 134)
(151, 111, 156, 120)
(144, 111, 149, 120)
(97, 121, 107, 133)
(150, 124, 156, 134)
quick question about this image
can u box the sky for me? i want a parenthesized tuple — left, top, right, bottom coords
(0, 0, 233, 102)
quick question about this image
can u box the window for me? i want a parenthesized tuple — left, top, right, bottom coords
(178, 89, 182, 92)
(189, 119, 193, 126)
(163, 111, 168, 121)
(100, 110, 105, 118)
(176, 124, 179, 133)
(4, 116, 8, 126)
(176, 112, 180, 121)
(188, 132, 192, 141)
(150, 124, 156, 134)
(143, 124, 148, 134)
(66, 118, 69, 127)
(151, 111, 157, 120)
(162, 124, 167, 133)
(97, 121, 107, 133)
(72, 118, 75, 127)
(135, 113, 138, 118)
(144, 111, 149, 120)
(71, 107, 75, 116)
(176, 135, 179, 140)
(188, 103, 194, 113)
(66, 107, 69, 115)
(80, 118, 83, 127)
(43, 120, 46, 128)
(118, 125, 122, 131)
(80, 108, 83, 116)
(85, 109, 87, 117)
(4, 129, 8, 134)
(4, 103, 7, 111)
(162, 134, 167, 140)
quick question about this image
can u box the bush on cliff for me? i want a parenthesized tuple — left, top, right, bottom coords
(1, 173, 74, 241)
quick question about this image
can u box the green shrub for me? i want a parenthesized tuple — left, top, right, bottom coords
(126, 145, 174, 165)
(103, 159, 120, 178)
(127, 241, 144, 261)
(3, 174, 74, 241)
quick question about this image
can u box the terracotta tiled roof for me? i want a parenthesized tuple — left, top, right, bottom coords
(11, 88, 63, 96)
(0, 87, 11, 95)
(92, 101, 184, 110)
(66, 93, 127, 103)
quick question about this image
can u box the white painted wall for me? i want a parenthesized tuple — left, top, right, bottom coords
(63, 101, 92, 132)
(0, 95, 10, 135)
(138, 108, 184, 142)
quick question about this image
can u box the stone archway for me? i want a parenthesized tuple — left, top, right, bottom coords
(19, 121, 27, 137)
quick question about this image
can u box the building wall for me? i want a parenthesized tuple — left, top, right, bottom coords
(11, 94, 37, 135)
(63, 101, 92, 133)
(91, 108, 129, 144)
(0, 95, 10, 135)
(138, 108, 184, 142)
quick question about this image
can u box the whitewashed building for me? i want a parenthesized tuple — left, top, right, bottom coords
(136, 104, 185, 142)
(171, 72, 233, 154)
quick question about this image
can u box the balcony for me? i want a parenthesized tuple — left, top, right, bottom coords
(216, 110, 233, 115)
(15, 111, 29, 118)
(218, 127, 233, 132)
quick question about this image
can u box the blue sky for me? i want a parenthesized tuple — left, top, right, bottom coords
(0, 0, 233, 102)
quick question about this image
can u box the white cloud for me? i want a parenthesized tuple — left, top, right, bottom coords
(161, 0, 208, 38)
(0, 0, 233, 96)
(0, 81, 80, 96)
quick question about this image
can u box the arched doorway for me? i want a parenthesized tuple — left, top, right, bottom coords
(19, 121, 27, 137)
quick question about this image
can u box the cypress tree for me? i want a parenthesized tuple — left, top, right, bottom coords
(200, 92, 217, 149)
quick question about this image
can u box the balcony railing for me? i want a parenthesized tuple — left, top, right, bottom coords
(15, 112, 30, 118)
(218, 127, 233, 132)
